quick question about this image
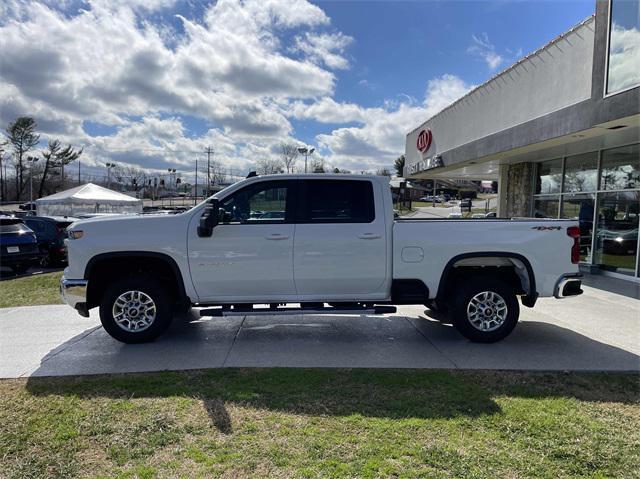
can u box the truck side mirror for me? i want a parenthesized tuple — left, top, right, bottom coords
(197, 199, 219, 237)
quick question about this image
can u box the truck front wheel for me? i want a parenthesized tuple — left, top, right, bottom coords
(450, 277, 519, 343)
(99, 276, 173, 343)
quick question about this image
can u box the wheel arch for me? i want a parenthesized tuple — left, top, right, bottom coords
(84, 251, 189, 309)
(436, 252, 537, 308)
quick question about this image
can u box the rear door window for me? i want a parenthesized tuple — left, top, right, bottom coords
(299, 180, 375, 223)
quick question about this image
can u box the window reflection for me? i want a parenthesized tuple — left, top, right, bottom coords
(533, 196, 560, 218)
(594, 191, 639, 275)
(606, 0, 640, 94)
(601, 144, 640, 190)
(535, 159, 562, 194)
(563, 152, 598, 193)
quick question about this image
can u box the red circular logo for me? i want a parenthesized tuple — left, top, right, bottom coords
(416, 129, 432, 153)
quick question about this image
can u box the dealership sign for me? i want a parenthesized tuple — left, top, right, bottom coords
(416, 129, 432, 153)
(408, 155, 443, 175)
(408, 128, 442, 174)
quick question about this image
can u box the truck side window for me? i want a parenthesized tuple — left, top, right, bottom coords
(220, 181, 290, 224)
(301, 180, 375, 223)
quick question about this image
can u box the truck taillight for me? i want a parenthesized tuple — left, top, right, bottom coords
(567, 226, 580, 264)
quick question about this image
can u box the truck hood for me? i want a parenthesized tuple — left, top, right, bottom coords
(69, 212, 194, 245)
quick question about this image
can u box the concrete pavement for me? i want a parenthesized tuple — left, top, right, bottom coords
(1, 280, 638, 378)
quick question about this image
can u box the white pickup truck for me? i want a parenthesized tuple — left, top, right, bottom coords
(61, 174, 583, 344)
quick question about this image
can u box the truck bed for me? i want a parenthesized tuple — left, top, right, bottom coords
(393, 218, 579, 298)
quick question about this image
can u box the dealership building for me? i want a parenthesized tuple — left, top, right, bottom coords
(404, 0, 639, 280)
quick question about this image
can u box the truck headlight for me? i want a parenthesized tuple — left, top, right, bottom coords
(68, 230, 84, 240)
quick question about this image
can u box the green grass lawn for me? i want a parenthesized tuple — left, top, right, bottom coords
(0, 271, 63, 308)
(1, 369, 638, 479)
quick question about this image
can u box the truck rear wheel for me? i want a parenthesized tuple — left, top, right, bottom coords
(450, 277, 519, 343)
(99, 276, 173, 343)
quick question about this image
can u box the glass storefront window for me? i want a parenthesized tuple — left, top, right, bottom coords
(561, 194, 595, 263)
(601, 144, 640, 190)
(563, 152, 598, 193)
(594, 190, 639, 276)
(533, 196, 560, 218)
(535, 159, 563, 194)
(606, 0, 640, 94)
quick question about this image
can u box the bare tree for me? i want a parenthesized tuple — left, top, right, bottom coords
(5, 117, 40, 199)
(113, 164, 147, 192)
(280, 143, 299, 173)
(376, 168, 391, 176)
(332, 167, 351, 174)
(255, 158, 284, 175)
(200, 159, 227, 188)
(310, 157, 325, 173)
(39, 139, 83, 197)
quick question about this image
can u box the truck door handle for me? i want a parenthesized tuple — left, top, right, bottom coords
(265, 234, 289, 240)
(358, 233, 381, 240)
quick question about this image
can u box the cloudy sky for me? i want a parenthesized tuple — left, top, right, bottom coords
(0, 0, 593, 181)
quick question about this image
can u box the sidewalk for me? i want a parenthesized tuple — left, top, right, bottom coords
(0, 279, 637, 378)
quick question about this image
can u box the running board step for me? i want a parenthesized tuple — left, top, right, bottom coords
(200, 305, 397, 317)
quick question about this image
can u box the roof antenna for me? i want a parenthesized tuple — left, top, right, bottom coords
(246, 171, 258, 178)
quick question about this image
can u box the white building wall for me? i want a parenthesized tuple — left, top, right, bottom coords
(405, 17, 595, 169)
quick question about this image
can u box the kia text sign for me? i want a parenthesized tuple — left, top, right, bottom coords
(416, 129, 432, 153)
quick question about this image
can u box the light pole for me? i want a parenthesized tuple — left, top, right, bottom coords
(27, 156, 39, 205)
(297, 146, 315, 173)
(105, 162, 116, 188)
(168, 168, 176, 206)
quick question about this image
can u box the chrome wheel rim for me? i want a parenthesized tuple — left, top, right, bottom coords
(466, 291, 508, 332)
(112, 290, 156, 333)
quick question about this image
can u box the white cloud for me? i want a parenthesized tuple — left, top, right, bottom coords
(468, 33, 503, 70)
(293, 32, 353, 69)
(288, 97, 367, 123)
(316, 74, 474, 170)
(0, 0, 338, 143)
(607, 23, 640, 93)
(0, 0, 478, 175)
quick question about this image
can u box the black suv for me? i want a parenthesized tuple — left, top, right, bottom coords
(0, 217, 42, 274)
(24, 216, 77, 266)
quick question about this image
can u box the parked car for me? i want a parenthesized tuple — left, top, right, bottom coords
(485, 212, 497, 218)
(448, 212, 463, 219)
(24, 216, 78, 266)
(459, 199, 472, 208)
(61, 175, 583, 345)
(595, 227, 638, 255)
(18, 202, 36, 211)
(0, 216, 42, 274)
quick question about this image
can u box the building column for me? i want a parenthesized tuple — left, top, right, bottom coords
(499, 162, 535, 218)
(497, 164, 508, 217)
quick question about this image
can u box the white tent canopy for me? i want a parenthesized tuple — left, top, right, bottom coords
(36, 183, 143, 216)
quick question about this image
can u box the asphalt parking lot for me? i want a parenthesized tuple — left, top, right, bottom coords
(1, 275, 638, 378)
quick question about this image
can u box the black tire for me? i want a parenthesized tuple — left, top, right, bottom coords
(450, 277, 519, 343)
(99, 276, 173, 343)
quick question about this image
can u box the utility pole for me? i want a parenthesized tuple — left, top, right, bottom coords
(78, 159, 81, 185)
(27, 156, 39, 205)
(194, 158, 198, 206)
(0, 153, 4, 202)
(205, 146, 214, 195)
